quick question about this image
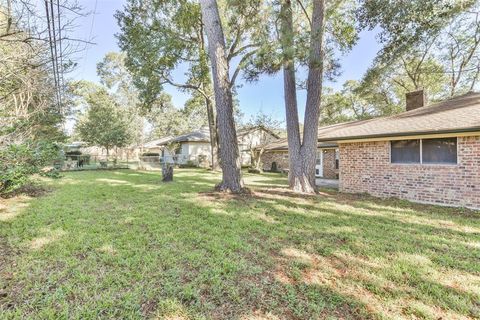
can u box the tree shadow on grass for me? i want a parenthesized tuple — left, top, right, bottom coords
(1, 169, 479, 319)
(196, 180, 480, 319)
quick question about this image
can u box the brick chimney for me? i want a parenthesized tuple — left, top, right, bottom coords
(406, 89, 427, 111)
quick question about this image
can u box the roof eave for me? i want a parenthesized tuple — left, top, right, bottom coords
(318, 126, 480, 143)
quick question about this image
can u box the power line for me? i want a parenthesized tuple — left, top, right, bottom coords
(52, 0, 63, 109)
(44, 0, 61, 110)
(50, 0, 62, 102)
(57, 0, 65, 92)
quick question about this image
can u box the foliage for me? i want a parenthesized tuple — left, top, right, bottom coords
(357, 0, 476, 65)
(438, 4, 480, 95)
(241, 112, 284, 169)
(0, 142, 61, 194)
(96, 52, 146, 147)
(358, 0, 478, 100)
(141, 152, 160, 157)
(116, 0, 206, 109)
(145, 93, 206, 139)
(116, 0, 268, 106)
(244, 0, 358, 82)
(0, 10, 68, 196)
(323, 3, 480, 123)
(320, 80, 402, 125)
(179, 160, 198, 168)
(0, 24, 65, 147)
(75, 88, 132, 154)
(65, 150, 82, 156)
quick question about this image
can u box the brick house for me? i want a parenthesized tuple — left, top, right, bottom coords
(260, 139, 340, 179)
(262, 91, 480, 210)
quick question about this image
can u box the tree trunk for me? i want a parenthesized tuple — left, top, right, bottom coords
(162, 163, 174, 182)
(199, 26, 220, 172)
(254, 149, 264, 170)
(205, 96, 220, 170)
(280, 0, 325, 193)
(200, 0, 244, 192)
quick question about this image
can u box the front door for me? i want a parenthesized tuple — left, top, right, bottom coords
(315, 151, 323, 177)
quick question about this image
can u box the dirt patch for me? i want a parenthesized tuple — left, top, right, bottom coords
(0, 196, 32, 222)
(141, 298, 158, 318)
(198, 189, 255, 203)
(1, 183, 51, 199)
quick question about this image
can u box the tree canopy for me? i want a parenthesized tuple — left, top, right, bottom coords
(75, 88, 132, 155)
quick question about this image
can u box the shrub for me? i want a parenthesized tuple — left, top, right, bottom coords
(65, 150, 82, 156)
(142, 152, 160, 157)
(271, 161, 278, 172)
(0, 142, 61, 195)
(179, 160, 197, 168)
(248, 168, 262, 174)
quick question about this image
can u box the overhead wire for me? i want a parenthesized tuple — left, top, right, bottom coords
(44, 0, 61, 110)
(49, 0, 62, 108)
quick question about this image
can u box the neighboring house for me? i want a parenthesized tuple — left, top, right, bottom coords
(149, 126, 280, 167)
(237, 125, 281, 166)
(157, 128, 212, 166)
(142, 137, 174, 154)
(259, 139, 340, 178)
(262, 90, 480, 210)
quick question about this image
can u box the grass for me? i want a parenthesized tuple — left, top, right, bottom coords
(0, 168, 479, 319)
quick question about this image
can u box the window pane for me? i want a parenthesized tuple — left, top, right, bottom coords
(391, 140, 420, 163)
(422, 138, 457, 164)
(335, 150, 339, 169)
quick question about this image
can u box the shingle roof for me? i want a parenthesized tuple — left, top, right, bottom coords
(237, 125, 281, 139)
(262, 138, 337, 151)
(317, 92, 480, 142)
(143, 137, 173, 148)
(158, 128, 211, 145)
(156, 126, 280, 146)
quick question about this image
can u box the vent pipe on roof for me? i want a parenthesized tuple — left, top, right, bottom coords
(406, 89, 427, 111)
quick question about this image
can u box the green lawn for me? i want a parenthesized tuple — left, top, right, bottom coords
(0, 169, 479, 319)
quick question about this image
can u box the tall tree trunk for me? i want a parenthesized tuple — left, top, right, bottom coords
(205, 95, 220, 170)
(280, 0, 325, 193)
(199, 27, 220, 171)
(200, 0, 244, 192)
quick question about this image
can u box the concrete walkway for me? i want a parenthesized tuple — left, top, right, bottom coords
(315, 178, 339, 189)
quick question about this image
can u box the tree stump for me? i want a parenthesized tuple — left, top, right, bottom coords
(162, 164, 174, 182)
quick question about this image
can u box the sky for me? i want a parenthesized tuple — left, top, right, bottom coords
(71, 0, 381, 124)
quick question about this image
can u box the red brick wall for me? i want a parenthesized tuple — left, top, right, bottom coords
(261, 149, 340, 178)
(339, 136, 480, 210)
(261, 151, 290, 171)
(322, 149, 339, 179)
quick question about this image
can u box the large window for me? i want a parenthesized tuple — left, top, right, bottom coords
(391, 140, 420, 163)
(391, 138, 457, 164)
(422, 138, 457, 164)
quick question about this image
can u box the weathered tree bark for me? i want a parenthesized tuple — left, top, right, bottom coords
(205, 95, 220, 170)
(162, 164, 174, 182)
(280, 0, 325, 193)
(198, 28, 220, 172)
(200, 0, 244, 192)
